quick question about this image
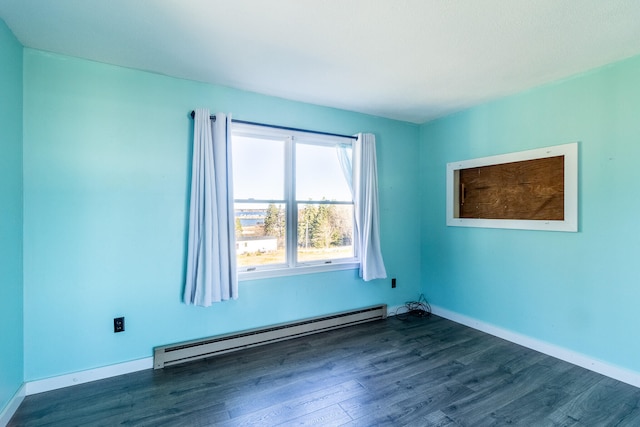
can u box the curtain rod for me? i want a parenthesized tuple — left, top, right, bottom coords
(190, 110, 358, 140)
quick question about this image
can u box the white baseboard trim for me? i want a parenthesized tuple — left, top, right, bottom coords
(25, 357, 153, 396)
(15, 305, 638, 406)
(431, 305, 640, 389)
(0, 383, 25, 427)
(21, 306, 395, 398)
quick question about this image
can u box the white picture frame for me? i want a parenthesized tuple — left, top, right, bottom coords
(446, 142, 578, 232)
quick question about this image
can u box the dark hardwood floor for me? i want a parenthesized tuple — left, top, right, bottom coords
(9, 315, 640, 426)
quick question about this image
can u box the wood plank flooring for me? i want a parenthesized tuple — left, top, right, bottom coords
(9, 315, 640, 426)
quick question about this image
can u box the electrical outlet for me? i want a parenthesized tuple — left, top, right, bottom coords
(114, 317, 125, 333)
(391, 278, 397, 288)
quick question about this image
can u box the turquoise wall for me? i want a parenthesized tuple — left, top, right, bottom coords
(19, 27, 640, 388)
(22, 49, 421, 381)
(0, 19, 24, 412)
(420, 55, 640, 373)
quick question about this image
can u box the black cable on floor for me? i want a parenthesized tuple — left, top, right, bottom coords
(394, 293, 432, 320)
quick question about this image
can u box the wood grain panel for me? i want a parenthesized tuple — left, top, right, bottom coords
(459, 155, 564, 220)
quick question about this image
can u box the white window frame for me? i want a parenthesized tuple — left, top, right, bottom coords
(233, 122, 359, 280)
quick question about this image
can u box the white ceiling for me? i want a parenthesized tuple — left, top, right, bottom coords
(2, 0, 640, 124)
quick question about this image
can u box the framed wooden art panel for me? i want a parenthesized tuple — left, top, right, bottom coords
(446, 142, 578, 232)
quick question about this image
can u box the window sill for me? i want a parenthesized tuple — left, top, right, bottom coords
(238, 261, 359, 281)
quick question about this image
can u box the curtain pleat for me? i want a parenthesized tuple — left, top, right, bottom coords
(184, 109, 238, 306)
(353, 133, 387, 281)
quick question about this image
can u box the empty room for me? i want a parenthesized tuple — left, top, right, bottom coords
(2, 1, 640, 425)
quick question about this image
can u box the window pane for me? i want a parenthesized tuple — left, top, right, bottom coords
(233, 135, 285, 200)
(296, 143, 352, 201)
(297, 203, 354, 262)
(235, 202, 286, 268)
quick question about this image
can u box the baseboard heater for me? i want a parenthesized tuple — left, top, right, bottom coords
(153, 304, 387, 369)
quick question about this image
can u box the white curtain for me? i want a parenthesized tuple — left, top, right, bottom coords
(184, 109, 238, 306)
(353, 133, 387, 281)
(336, 144, 353, 195)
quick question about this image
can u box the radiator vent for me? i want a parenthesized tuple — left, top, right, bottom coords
(153, 304, 387, 369)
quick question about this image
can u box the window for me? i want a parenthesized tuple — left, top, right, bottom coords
(232, 123, 358, 278)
